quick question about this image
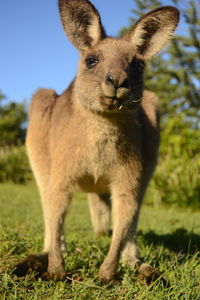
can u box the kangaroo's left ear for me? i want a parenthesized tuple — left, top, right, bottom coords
(123, 6, 179, 59)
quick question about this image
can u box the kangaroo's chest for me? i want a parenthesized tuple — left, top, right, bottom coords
(88, 128, 119, 177)
(75, 124, 119, 192)
(77, 142, 117, 193)
(71, 113, 140, 193)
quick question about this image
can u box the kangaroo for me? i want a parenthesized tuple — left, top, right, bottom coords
(13, 0, 179, 283)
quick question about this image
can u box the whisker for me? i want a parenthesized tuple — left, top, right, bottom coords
(131, 97, 143, 103)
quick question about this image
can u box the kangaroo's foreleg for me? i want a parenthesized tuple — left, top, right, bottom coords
(98, 169, 141, 283)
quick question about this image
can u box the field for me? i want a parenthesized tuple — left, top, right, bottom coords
(0, 183, 200, 299)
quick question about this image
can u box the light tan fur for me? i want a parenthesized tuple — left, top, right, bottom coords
(15, 0, 179, 282)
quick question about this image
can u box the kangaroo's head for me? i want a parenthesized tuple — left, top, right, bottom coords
(59, 0, 179, 113)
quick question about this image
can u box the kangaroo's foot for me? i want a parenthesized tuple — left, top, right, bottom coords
(137, 262, 167, 286)
(12, 253, 48, 278)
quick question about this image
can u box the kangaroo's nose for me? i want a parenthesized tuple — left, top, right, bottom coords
(105, 74, 129, 89)
(101, 72, 129, 99)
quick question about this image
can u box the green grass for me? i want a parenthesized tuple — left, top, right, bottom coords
(0, 183, 200, 299)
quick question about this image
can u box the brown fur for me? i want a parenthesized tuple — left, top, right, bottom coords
(14, 0, 179, 282)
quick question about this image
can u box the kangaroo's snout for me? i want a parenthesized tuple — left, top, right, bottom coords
(101, 70, 129, 100)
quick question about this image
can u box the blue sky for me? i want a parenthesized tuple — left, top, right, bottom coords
(0, 0, 180, 103)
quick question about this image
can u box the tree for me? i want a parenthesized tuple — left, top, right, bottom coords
(0, 91, 27, 146)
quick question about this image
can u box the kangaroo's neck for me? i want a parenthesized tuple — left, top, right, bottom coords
(72, 94, 139, 129)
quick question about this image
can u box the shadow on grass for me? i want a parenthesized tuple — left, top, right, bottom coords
(138, 228, 200, 255)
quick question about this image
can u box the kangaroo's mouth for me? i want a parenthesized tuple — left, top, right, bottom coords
(101, 95, 142, 112)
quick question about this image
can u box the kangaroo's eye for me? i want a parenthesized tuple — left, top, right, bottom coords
(86, 56, 99, 69)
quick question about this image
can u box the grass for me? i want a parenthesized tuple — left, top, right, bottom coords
(0, 183, 200, 299)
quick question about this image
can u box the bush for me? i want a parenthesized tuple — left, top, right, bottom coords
(0, 146, 31, 183)
(160, 113, 200, 158)
(146, 114, 200, 208)
(0, 100, 27, 146)
(147, 153, 200, 208)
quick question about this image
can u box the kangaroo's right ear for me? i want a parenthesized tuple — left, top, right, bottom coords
(59, 0, 106, 51)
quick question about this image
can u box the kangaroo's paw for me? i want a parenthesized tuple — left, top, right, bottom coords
(12, 253, 48, 278)
(99, 262, 116, 283)
(42, 269, 67, 281)
(137, 263, 167, 286)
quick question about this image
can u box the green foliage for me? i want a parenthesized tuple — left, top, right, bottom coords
(160, 113, 200, 157)
(146, 114, 200, 208)
(0, 91, 29, 183)
(148, 153, 200, 208)
(0, 146, 31, 183)
(0, 91, 27, 146)
(0, 184, 200, 299)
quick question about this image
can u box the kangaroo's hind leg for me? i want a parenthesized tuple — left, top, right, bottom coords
(26, 141, 71, 280)
(12, 150, 70, 280)
(88, 193, 111, 236)
(12, 148, 51, 278)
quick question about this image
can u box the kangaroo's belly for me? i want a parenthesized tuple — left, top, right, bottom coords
(76, 174, 110, 194)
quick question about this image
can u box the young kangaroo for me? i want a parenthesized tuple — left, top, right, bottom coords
(14, 0, 179, 283)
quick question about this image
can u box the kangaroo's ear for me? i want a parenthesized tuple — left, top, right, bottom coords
(59, 0, 106, 50)
(123, 6, 179, 59)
